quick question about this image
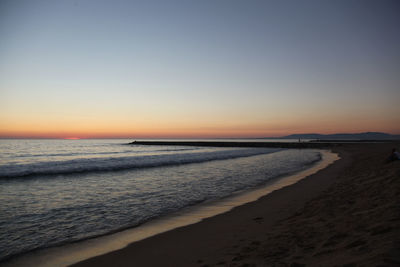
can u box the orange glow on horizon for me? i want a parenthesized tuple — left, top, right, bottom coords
(1, 125, 399, 139)
(1, 111, 399, 139)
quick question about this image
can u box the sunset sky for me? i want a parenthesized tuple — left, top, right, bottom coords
(1, 0, 399, 138)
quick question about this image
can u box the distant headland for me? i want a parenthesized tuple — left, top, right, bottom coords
(275, 132, 400, 140)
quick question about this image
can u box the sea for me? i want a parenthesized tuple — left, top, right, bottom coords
(0, 139, 323, 264)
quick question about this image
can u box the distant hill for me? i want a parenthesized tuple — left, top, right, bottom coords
(279, 132, 400, 140)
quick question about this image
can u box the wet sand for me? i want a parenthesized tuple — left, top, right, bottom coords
(73, 143, 400, 267)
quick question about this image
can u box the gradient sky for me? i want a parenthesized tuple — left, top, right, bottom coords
(1, 0, 399, 138)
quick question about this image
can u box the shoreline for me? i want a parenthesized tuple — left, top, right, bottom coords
(1, 149, 336, 267)
(73, 142, 400, 266)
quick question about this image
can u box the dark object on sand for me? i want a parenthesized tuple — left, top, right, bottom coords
(388, 148, 400, 162)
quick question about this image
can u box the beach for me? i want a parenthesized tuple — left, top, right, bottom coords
(2, 0, 399, 266)
(73, 142, 400, 267)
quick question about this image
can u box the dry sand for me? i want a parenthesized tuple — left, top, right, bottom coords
(73, 143, 400, 267)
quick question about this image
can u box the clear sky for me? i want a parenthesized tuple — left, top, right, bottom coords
(1, 0, 399, 138)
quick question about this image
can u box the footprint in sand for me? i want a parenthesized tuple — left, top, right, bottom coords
(253, 217, 264, 223)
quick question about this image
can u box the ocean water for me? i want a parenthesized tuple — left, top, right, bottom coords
(0, 139, 321, 263)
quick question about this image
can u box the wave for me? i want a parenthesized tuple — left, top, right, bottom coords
(11, 147, 200, 159)
(0, 148, 282, 179)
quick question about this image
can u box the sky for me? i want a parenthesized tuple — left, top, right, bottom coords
(0, 0, 399, 138)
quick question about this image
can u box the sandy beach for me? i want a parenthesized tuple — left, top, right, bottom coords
(73, 143, 400, 267)
(2, 1, 399, 266)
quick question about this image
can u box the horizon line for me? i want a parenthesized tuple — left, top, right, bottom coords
(0, 131, 399, 140)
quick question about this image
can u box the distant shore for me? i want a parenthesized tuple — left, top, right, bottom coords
(129, 140, 341, 148)
(128, 139, 396, 149)
(74, 142, 400, 266)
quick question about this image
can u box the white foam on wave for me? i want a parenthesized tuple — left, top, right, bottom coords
(0, 148, 281, 178)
